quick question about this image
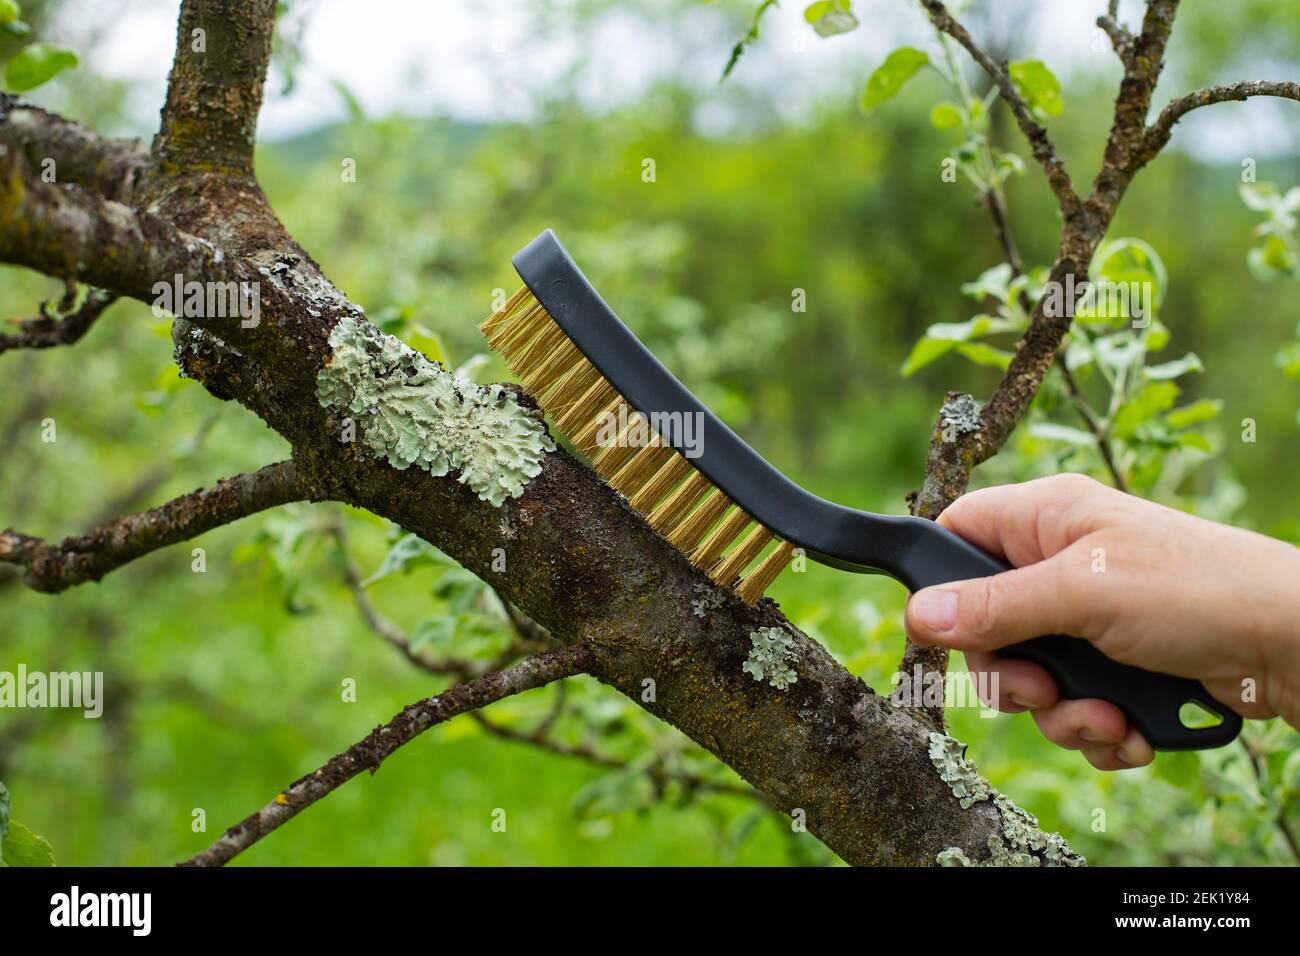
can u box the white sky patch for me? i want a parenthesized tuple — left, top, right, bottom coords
(35, 0, 1297, 160)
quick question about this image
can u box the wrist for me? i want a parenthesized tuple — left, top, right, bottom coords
(1258, 543, 1300, 729)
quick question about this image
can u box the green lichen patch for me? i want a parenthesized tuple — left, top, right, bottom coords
(936, 846, 973, 867)
(928, 730, 992, 809)
(742, 626, 799, 691)
(315, 316, 554, 507)
(928, 732, 1085, 867)
(939, 392, 983, 436)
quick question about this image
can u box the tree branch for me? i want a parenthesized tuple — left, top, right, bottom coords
(1, 460, 309, 592)
(0, 132, 235, 305)
(0, 0, 1082, 867)
(151, 0, 278, 179)
(0, 94, 148, 203)
(1055, 355, 1128, 491)
(0, 287, 117, 354)
(328, 522, 485, 679)
(178, 642, 596, 866)
(979, 188, 1129, 493)
(1097, 1, 1134, 66)
(919, 0, 1079, 215)
(1143, 80, 1300, 160)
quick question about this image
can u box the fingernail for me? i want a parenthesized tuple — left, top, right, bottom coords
(911, 589, 958, 633)
(1079, 729, 1108, 743)
(1117, 741, 1152, 766)
(1009, 694, 1038, 710)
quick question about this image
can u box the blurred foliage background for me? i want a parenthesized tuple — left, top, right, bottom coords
(1, 0, 1298, 866)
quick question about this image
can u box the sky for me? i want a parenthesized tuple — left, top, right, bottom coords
(38, 0, 1299, 161)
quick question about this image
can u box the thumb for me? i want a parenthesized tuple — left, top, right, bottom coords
(904, 553, 1095, 652)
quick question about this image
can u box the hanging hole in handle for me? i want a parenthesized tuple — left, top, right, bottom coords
(1179, 700, 1225, 730)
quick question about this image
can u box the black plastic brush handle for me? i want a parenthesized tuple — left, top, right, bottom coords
(511, 229, 1241, 752)
(895, 518, 1242, 751)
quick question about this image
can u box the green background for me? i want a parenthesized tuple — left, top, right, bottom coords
(2, 0, 1298, 865)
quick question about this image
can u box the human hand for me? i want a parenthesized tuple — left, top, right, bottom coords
(904, 474, 1300, 769)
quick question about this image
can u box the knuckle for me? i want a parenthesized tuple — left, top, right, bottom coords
(1049, 472, 1103, 497)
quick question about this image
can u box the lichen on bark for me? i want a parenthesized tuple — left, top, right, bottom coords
(929, 732, 1084, 867)
(315, 315, 554, 507)
(742, 626, 799, 690)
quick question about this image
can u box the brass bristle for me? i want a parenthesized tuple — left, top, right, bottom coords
(666, 487, 730, 552)
(556, 378, 617, 436)
(520, 337, 580, 394)
(609, 435, 673, 495)
(709, 524, 774, 586)
(590, 413, 647, 476)
(690, 507, 752, 570)
(628, 454, 693, 513)
(574, 396, 625, 458)
(647, 470, 712, 532)
(736, 540, 797, 604)
(509, 322, 567, 378)
(539, 358, 600, 410)
(479, 286, 533, 338)
(486, 300, 546, 353)
(478, 289, 798, 606)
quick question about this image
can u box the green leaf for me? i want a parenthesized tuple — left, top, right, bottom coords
(1114, 381, 1179, 437)
(1258, 234, 1296, 276)
(996, 150, 1026, 179)
(929, 101, 964, 130)
(4, 42, 78, 93)
(805, 0, 858, 36)
(960, 263, 1014, 303)
(1, 819, 55, 867)
(720, 0, 779, 81)
(330, 78, 366, 124)
(1094, 333, 1144, 372)
(410, 616, 456, 652)
(1143, 352, 1203, 381)
(362, 533, 441, 587)
(1008, 59, 1063, 118)
(0, 1, 20, 26)
(1092, 237, 1168, 311)
(1239, 181, 1279, 214)
(955, 342, 1012, 369)
(901, 313, 1021, 376)
(1164, 398, 1222, 429)
(1141, 319, 1171, 352)
(900, 337, 957, 376)
(1175, 432, 1212, 453)
(861, 47, 929, 111)
(1028, 422, 1096, 447)
(1276, 341, 1300, 378)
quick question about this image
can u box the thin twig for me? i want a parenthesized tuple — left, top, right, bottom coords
(1239, 735, 1300, 866)
(920, 0, 1079, 215)
(1144, 81, 1300, 158)
(1055, 355, 1128, 491)
(470, 711, 763, 803)
(178, 642, 595, 866)
(1, 460, 309, 592)
(328, 522, 480, 678)
(0, 288, 117, 354)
